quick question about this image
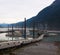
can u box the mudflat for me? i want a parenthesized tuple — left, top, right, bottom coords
(9, 41, 60, 55)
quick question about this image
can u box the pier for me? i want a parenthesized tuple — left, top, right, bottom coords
(0, 34, 44, 50)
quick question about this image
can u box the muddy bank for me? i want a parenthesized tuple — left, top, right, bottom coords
(0, 41, 60, 55)
(12, 42, 60, 55)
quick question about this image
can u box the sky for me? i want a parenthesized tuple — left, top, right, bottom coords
(0, 0, 55, 24)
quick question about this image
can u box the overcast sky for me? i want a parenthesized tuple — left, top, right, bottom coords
(0, 0, 55, 24)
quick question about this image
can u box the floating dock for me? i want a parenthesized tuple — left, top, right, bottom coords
(0, 34, 44, 50)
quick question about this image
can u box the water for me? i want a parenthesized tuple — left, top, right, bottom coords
(0, 33, 24, 41)
(0, 28, 25, 41)
(43, 33, 60, 42)
(0, 33, 8, 40)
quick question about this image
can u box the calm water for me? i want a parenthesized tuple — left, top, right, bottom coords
(0, 28, 31, 41)
(43, 33, 60, 42)
(0, 28, 20, 41)
(0, 32, 60, 41)
(0, 33, 23, 41)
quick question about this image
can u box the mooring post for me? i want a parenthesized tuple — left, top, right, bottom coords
(8, 25, 9, 35)
(8, 25, 10, 40)
(22, 23, 24, 37)
(24, 18, 26, 39)
(33, 21, 35, 38)
(11, 24, 14, 40)
(38, 22, 40, 32)
(44, 23, 47, 33)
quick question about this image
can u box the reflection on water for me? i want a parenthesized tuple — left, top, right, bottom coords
(0, 33, 9, 40)
(0, 33, 23, 41)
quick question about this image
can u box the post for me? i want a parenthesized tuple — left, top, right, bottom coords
(11, 24, 14, 40)
(24, 18, 26, 39)
(22, 23, 24, 37)
(8, 25, 9, 35)
(37, 22, 39, 32)
(45, 24, 47, 33)
(33, 21, 35, 38)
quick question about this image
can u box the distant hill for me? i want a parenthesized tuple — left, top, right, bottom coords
(0, 24, 9, 28)
(10, 22, 24, 28)
(0, 22, 24, 28)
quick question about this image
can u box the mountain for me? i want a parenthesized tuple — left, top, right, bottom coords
(0, 24, 9, 28)
(10, 22, 24, 28)
(25, 0, 60, 30)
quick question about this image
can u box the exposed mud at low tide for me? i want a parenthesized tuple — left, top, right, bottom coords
(12, 42, 60, 55)
(0, 41, 60, 55)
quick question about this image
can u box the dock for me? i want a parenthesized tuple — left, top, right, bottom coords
(0, 34, 44, 50)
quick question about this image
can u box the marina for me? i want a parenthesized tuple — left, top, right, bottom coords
(0, 0, 60, 55)
(0, 20, 60, 55)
